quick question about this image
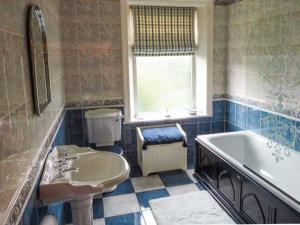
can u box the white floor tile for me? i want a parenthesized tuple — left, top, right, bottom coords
(103, 193, 140, 217)
(187, 169, 198, 183)
(66, 218, 105, 225)
(94, 218, 105, 225)
(131, 175, 165, 192)
(166, 184, 199, 196)
(142, 210, 157, 225)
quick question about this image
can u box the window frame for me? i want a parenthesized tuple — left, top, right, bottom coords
(121, 0, 214, 123)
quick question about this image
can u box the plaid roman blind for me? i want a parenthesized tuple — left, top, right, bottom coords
(131, 5, 196, 56)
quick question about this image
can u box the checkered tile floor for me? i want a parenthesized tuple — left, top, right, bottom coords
(65, 166, 206, 225)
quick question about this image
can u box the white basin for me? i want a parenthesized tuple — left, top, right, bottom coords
(39, 145, 130, 225)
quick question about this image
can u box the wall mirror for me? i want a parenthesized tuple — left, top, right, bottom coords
(28, 5, 51, 115)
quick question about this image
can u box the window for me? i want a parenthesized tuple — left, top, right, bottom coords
(136, 56, 193, 117)
(135, 55, 193, 116)
(121, 0, 214, 122)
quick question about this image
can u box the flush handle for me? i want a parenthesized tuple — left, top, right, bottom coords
(116, 115, 124, 121)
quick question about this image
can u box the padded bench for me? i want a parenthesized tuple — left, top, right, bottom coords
(136, 123, 187, 176)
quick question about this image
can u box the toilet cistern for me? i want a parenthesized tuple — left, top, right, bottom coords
(85, 108, 123, 147)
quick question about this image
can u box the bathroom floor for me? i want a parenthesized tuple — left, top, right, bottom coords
(65, 165, 209, 225)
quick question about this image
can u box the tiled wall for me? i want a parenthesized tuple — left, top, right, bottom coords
(21, 116, 68, 225)
(61, 0, 123, 103)
(213, 5, 228, 95)
(225, 100, 300, 153)
(5, 0, 300, 224)
(66, 100, 226, 166)
(61, 0, 228, 104)
(0, 0, 65, 224)
(215, 0, 242, 5)
(226, 0, 300, 117)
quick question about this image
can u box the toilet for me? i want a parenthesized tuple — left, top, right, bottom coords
(40, 215, 57, 225)
(85, 108, 123, 155)
(85, 108, 124, 192)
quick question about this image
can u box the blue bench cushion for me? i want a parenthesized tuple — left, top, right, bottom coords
(141, 126, 186, 150)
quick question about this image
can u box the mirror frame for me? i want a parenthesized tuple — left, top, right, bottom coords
(27, 5, 51, 116)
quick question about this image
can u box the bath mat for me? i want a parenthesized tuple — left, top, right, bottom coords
(149, 191, 236, 225)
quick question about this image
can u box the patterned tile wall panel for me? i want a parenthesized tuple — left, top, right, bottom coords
(62, 1, 228, 106)
(0, 0, 65, 224)
(213, 5, 228, 95)
(226, 0, 300, 118)
(61, 0, 124, 104)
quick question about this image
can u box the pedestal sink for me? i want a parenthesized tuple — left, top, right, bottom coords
(39, 145, 130, 225)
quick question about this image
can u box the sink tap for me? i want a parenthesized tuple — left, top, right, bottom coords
(62, 167, 79, 173)
(65, 156, 80, 161)
(57, 167, 79, 178)
(61, 148, 68, 157)
(56, 155, 80, 165)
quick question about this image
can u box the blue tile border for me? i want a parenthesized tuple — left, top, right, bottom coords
(212, 100, 225, 122)
(65, 98, 124, 109)
(226, 101, 236, 124)
(296, 122, 300, 151)
(225, 122, 237, 132)
(223, 93, 300, 120)
(224, 99, 300, 152)
(236, 104, 247, 129)
(197, 122, 211, 134)
(276, 116, 296, 149)
(211, 121, 225, 134)
(247, 108, 260, 130)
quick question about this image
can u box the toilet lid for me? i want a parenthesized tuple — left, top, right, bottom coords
(40, 215, 58, 225)
(85, 108, 121, 119)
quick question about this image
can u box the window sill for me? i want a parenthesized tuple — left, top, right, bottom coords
(124, 111, 210, 124)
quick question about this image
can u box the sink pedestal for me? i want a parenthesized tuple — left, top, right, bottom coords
(39, 146, 130, 225)
(104, 185, 117, 193)
(71, 196, 93, 225)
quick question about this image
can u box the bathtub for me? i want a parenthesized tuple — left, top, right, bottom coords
(196, 131, 300, 216)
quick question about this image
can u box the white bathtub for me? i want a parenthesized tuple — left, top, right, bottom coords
(197, 131, 300, 212)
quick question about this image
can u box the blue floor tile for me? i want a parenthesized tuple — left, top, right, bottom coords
(188, 158, 195, 169)
(92, 198, 104, 219)
(136, 189, 169, 210)
(103, 179, 134, 197)
(130, 166, 143, 178)
(63, 202, 72, 224)
(159, 170, 193, 187)
(105, 212, 145, 225)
